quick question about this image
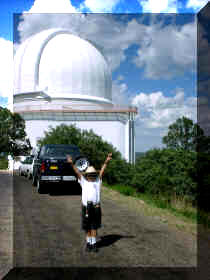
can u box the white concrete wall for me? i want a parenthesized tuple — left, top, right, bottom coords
(25, 120, 127, 160)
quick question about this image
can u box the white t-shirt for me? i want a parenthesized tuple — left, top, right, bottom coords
(78, 175, 102, 206)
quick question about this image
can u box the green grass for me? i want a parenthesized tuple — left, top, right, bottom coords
(104, 183, 137, 197)
(103, 182, 198, 225)
(0, 157, 8, 169)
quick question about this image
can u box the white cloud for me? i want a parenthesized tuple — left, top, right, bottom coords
(16, 15, 146, 71)
(186, 0, 208, 10)
(112, 80, 130, 105)
(134, 20, 196, 79)
(111, 83, 196, 151)
(80, 0, 121, 12)
(0, 38, 13, 108)
(132, 89, 197, 151)
(16, 10, 196, 78)
(17, 13, 84, 43)
(131, 90, 197, 129)
(101, 86, 197, 151)
(25, 0, 77, 13)
(140, 0, 177, 13)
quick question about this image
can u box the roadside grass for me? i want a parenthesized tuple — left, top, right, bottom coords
(0, 158, 8, 169)
(102, 182, 198, 234)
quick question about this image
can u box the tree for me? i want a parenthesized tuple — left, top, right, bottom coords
(162, 116, 204, 151)
(0, 107, 31, 157)
(131, 148, 197, 204)
(38, 124, 133, 185)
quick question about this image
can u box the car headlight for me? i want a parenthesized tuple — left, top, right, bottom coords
(75, 158, 89, 172)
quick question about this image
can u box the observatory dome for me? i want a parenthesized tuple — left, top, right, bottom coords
(14, 29, 112, 102)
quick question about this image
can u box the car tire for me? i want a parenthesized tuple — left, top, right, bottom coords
(37, 179, 47, 194)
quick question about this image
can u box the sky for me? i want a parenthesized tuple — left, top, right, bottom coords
(0, 0, 209, 152)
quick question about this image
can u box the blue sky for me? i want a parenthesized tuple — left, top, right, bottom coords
(0, 0, 207, 40)
(0, 0, 208, 152)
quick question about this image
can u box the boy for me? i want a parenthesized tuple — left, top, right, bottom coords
(66, 153, 112, 252)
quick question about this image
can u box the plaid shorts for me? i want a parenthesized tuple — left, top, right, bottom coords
(81, 202, 102, 231)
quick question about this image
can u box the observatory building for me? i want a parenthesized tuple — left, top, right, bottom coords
(13, 28, 137, 163)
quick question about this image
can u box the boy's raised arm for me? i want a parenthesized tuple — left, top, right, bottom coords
(99, 153, 112, 179)
(66, 155, 82, 180)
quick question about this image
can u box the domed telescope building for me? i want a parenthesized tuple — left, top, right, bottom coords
(14, 28, 137, 164)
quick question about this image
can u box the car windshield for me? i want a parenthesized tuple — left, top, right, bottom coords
(44, 146, 79, 157)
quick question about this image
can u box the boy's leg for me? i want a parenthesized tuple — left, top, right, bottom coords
(85, 230, 92, 252)
(91, 229, 97, 237)
(91, 229, 98, 252)
(87, 229, 91, 242)
(90, 229, 96, 245)
(90, 206, 100, 251)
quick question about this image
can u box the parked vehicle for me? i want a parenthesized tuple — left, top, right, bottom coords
(27, 157, 35, 179)
(32, 144, 89, 194)
(19, 156, 34, 177)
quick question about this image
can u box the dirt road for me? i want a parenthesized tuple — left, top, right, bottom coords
(0, 172, 201, 279)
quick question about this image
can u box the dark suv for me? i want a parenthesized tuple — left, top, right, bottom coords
(32, 144, 89, 194)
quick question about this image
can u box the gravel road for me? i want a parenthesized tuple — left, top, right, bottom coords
(0, 171, 204, 279)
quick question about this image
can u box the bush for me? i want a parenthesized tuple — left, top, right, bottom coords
(131, 148, 197, 203)
(104, 158, 134, 185)
(37, 124, 134, 185)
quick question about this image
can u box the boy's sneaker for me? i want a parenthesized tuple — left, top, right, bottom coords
(92, 243, 98, 253)
(85, 242, 92, 252)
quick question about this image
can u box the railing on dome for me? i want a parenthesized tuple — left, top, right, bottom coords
(14, 103, 138, 114)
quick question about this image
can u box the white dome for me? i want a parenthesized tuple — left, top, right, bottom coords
(14, 29, 112, 101)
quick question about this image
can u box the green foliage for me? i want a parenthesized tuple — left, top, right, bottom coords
(37, 124, 82, 146)
(161, 116, 210, 211)
(0, 107, 31, 157)
(105, 158, 134, 185)
(37, 124, 133, 185)
(37, 120, 201, 211)
(0, 157, 8, 169)
(162, 116, 204, 151)
(131, 148, 197, 203)
(79, 129, 122, 170)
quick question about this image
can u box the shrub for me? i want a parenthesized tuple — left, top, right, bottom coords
(131, 148, 197, 203)
(37, 124, 134, 186)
